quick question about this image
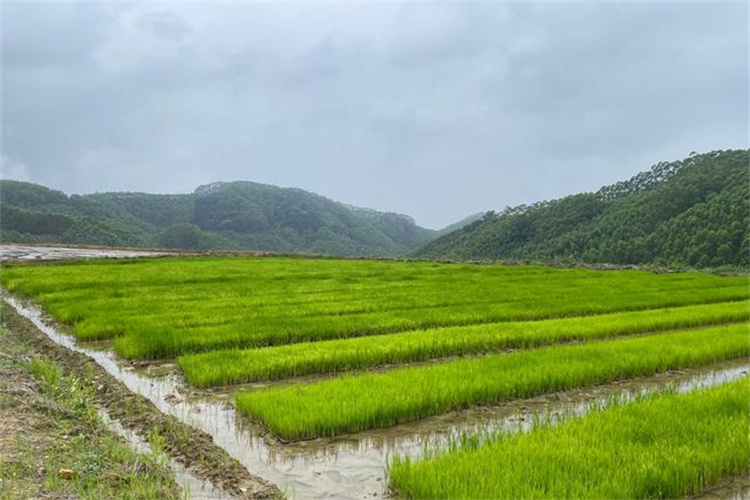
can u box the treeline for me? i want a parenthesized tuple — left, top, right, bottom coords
(0, 180, 437, 257)
(415, 150, 749, 269)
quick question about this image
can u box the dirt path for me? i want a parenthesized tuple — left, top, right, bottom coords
(0, 303, 281, 500)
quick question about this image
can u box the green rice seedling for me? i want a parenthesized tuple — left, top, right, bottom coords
(2, 257, 747, 359)
(235, 323, 750, 440)
(179, 300, 749, 386)
(389, 378, 750, 499)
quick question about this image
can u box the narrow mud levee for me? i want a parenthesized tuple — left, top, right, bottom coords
(0, 302, 282, 500)
(97, 408, 239, 500)
(692, 471, 750, 500)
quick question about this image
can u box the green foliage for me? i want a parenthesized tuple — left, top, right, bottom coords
(416, 150, 749, 268)
(0, 203, 75, 237)
(0, 180, 68, 208)
(235, 323, 749, 440)
(389, 378, 750, 499)
(2, 257, 746, 360)
(157, 223, 227, 250)
(0, 180, 436, 256)
(179, 300, 749, 386)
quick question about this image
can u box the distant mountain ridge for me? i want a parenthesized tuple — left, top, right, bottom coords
(414, 150, 749, 269)
(0, 179, 441, 256)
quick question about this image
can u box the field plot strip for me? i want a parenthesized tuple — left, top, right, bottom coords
(236, 323, 750, 440)
(389, 378, 750, 500)
(1, 257, 748, 359)
(179, 300, 750, 386)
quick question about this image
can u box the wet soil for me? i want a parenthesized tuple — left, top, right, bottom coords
(0, 244, 169, 261)
(0, 302, 281, 500)
(96, 409, 237, 500)
(694, 472, 750, 500)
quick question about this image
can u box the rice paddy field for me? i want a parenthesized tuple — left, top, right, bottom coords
(390, 378, 750, 499)
(1, 254, 748, 499)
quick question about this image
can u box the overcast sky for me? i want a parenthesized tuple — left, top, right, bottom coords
(2, 1, 747, 228)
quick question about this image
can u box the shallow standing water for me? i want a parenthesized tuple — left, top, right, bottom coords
(0, 244, 167, 261)
(4, 293, 748, 499)
(97, 408, 235, 500)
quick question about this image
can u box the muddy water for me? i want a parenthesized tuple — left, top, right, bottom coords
(0, 244, 166, 261)
(97, 408, 236, 500)
(4, 294, 749, 500)
(695, 473, 750, 500)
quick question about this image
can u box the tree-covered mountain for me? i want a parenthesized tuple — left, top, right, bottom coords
(0, 180, 438, 256)
(415, 150, 749, 268)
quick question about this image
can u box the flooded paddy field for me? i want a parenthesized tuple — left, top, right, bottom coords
(1, 251, 748, 499)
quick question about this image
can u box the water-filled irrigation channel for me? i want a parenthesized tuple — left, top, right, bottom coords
(4, 293, 748, 500)
(97, 408, 235, 500)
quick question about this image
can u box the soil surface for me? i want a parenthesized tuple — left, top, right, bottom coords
(0, 244, 169, 261)
(0, 303, 281, 500)
(0, 316, 179, 499)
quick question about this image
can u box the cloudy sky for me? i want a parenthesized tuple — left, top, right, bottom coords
(2, 1, 747, 228)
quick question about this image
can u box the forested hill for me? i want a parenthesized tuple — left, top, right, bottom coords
(415, 150, 749, 268)
(0, 180, 438, 256)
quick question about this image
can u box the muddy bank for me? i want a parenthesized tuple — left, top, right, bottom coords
(0, 302, 281, 500)
(694, 471, 750, 500)
(97, 408, 237, 500)
(0, 244, 169, 261)
(0, 319, 181, 499)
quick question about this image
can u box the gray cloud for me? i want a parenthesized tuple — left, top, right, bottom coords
(2, 1, 747, 228)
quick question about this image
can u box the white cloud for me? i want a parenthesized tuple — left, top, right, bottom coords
(1, 155, 31, 182)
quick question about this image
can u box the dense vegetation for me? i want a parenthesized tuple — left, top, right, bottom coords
(235, 324, 749, 440)
(389, 378, 750, 499)
(4, 254, 749, 496)
(2, 257, 746, 360)
(415, 150, 749, 268)
(179, 301, 749, 386)
(0, 180, 437, 256)
(4, 255, 748, 448)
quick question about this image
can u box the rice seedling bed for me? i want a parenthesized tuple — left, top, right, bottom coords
(1, 257, 746, 359)
(179, 300, 749, 386)
(389, 377, 750, 499)
(235, 323, 749, 440)
(4, 255, 749, 499)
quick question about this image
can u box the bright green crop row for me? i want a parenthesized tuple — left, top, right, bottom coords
(389, 378, 750, 499)
(2, 257, 747, 359)
(115, 282, 748, 360)
(179, 300, 749, 386)
(235, 323, 750, 440)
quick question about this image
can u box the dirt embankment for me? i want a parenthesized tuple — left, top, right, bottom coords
(1, 303, 282, 500)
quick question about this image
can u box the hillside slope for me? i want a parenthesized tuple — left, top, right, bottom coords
(0, 180, 436, 257)
(415, 150, 749, 268)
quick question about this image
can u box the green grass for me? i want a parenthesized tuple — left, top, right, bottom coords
(235, 323, 750, 440)
(179, 300, 749, 386)
(0, 325, 180, 500)
(1, 257, 747, 359)
(389, 378, 750, 499)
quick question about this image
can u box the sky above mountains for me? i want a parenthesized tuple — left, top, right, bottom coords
(2, 1, 747, 228)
